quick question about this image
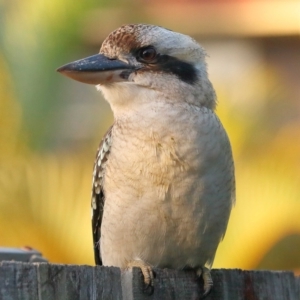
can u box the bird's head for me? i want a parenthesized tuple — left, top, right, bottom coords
(57, 24, 216, 115)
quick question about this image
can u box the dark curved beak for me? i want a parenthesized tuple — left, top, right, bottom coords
(57, 54, 135, 84)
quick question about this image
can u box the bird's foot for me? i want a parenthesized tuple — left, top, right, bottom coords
(196, 266, 213, 298)
(127, 259, 154, 294)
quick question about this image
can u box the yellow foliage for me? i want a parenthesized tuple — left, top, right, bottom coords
(0, 55, 25, 158)
(215, 156, 300, 269)
(0, 154, 95, 265)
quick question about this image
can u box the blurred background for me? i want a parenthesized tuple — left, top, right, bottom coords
(1, 0, 300, 274)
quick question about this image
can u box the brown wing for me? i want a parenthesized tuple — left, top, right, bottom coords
(91, 126, 112, 265)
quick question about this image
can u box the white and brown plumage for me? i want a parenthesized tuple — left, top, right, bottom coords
(57, 24, 235, 296)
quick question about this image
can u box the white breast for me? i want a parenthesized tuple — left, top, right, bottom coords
(100, 102, 234, 270)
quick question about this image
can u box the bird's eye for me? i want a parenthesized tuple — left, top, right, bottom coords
(137, 46, 157, 63)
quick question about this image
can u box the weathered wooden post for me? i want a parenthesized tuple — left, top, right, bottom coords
(0, 261, 299, 299)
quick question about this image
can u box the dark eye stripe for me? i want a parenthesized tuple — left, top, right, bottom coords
(149, 54, 198, 85)
(132, 47, 198, 85)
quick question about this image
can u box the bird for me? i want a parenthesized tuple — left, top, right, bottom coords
(57, 24, 235, 297)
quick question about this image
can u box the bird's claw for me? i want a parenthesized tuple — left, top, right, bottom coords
(127, 260, 154, 294)
(197, 266, 213, 298)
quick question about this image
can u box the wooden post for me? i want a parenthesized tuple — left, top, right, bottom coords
(0, 261, 299, 299)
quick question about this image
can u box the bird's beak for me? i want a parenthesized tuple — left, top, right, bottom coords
(57, 54, 135, 85)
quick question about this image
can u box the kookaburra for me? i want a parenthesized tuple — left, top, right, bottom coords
(57, 24, 235, 296)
